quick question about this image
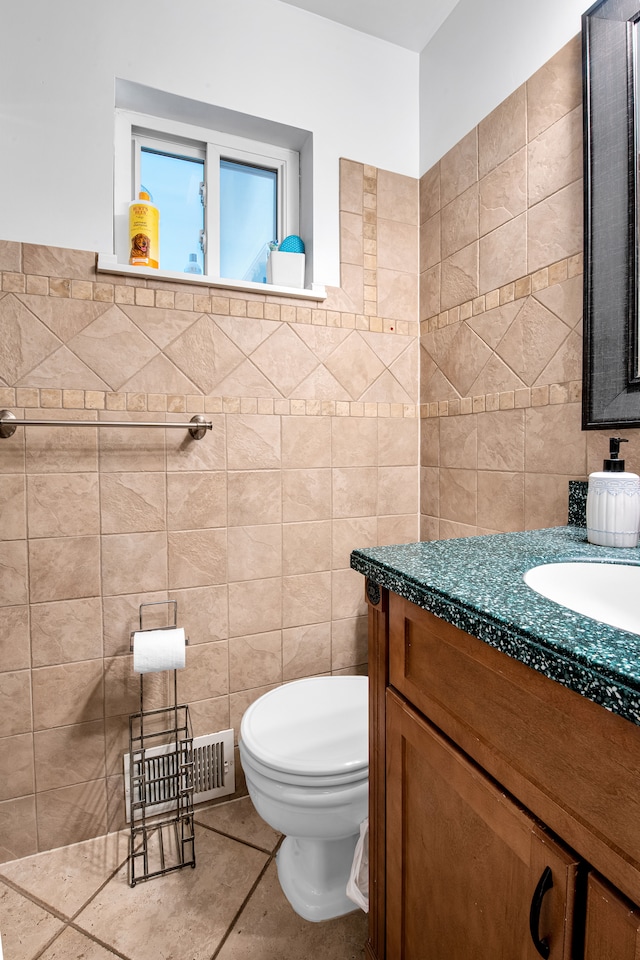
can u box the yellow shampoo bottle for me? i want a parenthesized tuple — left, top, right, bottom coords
(129, 192, 159, 268)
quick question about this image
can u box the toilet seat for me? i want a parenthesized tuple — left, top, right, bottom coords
(240, 675, 368, 780)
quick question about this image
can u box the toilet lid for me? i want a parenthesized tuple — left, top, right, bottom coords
(240, 675, 368, 777)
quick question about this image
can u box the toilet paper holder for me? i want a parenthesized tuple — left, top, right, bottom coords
(129, 599, 190, 654)
(127, 598, 196, 886)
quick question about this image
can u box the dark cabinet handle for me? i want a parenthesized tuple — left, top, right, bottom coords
(529, 865, 553, 958)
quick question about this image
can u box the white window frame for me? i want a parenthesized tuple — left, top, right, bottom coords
(113, 109, 300, 282)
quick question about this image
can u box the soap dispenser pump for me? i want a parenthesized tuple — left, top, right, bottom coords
(586, 437, 640, 547)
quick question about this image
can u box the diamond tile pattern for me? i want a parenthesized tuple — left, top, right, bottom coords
(4, 295, 415, 402)
(0, 295, 61, 383)
(436, 323, 493, 397)
(68, 306, 158, 391)
(325, 332, 386, 400)
(18, 345, 109, 390)
(19, 295, 111, 342)
(120, 304, 201, 349)
(250, 325, 319, 395)
(165, 316, 244, 394)
(494, 297, 569, 386)
(421, 286, 579, 402)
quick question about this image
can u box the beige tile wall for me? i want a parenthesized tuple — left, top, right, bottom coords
(5, 32, 629, 859)
(419, 34, 640, 539)
(0, 160, 420, 860)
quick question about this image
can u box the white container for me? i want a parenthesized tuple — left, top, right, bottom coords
(586, 437, 640, 548)
(267, 250, 305, 288)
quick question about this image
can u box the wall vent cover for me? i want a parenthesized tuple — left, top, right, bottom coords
(124, 728, 235, 823)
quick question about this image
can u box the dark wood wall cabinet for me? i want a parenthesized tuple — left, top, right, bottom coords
(365, 586, 640, 960)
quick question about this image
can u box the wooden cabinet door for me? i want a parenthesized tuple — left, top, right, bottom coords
(584, 874, 640, 959)
(386, 689, 580, 960)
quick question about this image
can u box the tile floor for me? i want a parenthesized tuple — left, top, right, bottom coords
(0, 797, 368, 960)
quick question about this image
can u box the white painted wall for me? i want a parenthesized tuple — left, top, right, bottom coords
(1, 0, 593, 280)
(419, 0, 587, 174)
(0, 0, 418, 287)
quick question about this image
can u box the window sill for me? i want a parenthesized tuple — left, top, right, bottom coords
(97, 254, 326, 301)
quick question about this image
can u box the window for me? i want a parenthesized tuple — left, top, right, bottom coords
(138, 137, 205, 274)
(114, 110, 299, 284)
(219, 160, 277, 282)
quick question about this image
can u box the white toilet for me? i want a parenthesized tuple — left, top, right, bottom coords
(239, 674, 369, 922)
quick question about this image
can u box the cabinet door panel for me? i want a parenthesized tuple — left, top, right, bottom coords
(386, 690, 579, 960)
(387, 595, 640, 910)
(584, 874, 640, 959)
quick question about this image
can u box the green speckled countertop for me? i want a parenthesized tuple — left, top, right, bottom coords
(350, 526, 640, 726)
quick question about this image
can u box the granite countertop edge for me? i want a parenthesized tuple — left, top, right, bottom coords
(350, 526, 640, 727)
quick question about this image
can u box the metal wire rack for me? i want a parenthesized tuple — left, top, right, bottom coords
(127, 600, 196, 886)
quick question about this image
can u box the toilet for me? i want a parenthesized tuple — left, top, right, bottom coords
(239, 674, 369, 922)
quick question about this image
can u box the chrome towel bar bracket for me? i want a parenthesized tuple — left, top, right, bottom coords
(0, 410, 211, 440)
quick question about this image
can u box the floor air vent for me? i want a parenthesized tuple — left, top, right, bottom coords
(124, 728, 235, 823)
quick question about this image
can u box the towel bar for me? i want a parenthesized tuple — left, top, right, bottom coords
(0, 410, 211, 440)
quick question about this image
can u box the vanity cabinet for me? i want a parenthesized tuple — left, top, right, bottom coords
(366, 587, 640, 960)
(386, 690, 579, 959)
(584, 875, 640, 959)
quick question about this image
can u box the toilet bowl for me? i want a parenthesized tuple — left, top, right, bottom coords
(239, 674, 368, 922)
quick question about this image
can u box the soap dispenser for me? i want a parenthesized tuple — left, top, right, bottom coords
(586, 437, 640, 547)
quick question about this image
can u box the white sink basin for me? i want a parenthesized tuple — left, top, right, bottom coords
(523, 562, 640, 636)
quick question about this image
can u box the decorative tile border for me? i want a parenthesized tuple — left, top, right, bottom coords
(420, 381, 582, 418)
(420, 253, 584, 416)
(420, 253, 583, 334)
(363, 164, 378, 317)
(0, 387, 418, 419)
(0, 267, 417, 339)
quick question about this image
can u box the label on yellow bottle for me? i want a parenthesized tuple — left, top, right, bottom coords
(129, 198, 159, 269)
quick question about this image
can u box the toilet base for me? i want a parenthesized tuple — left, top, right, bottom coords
(276, 834, 360, 922)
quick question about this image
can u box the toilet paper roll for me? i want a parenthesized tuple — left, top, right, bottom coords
(132, 627, 186, 674)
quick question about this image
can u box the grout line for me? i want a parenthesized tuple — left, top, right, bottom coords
(0, 835, 131, 930)
(65, 922, 134, 960)
(1, 815, 341, 960)
(31, 923, 75, 960)
(193, 816, 282, 857)
(209, 836, 284, 960)
(0, 874, 70, 924)
(68, 852, 131, 925)
(31, 920, 132, 960)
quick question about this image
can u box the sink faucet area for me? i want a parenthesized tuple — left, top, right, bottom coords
(524, 561, 640, 636)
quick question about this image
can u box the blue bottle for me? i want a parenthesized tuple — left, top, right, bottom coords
(184, 253, 202, 274)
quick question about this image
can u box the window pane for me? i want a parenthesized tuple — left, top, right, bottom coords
(220, 159, 277, 283)
(140, 148, 204, 273)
